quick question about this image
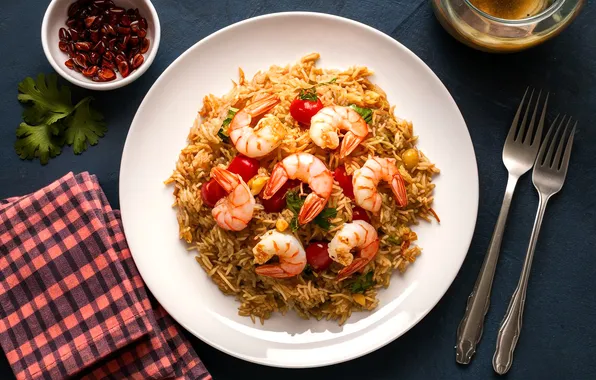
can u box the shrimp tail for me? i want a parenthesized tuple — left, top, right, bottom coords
(211, 167, 239, 191)
(243, 94, 280, 117)
(339, 131, 365, 158)
(262, 163, 289, 199)
(337, 239, 380, 280)
(255, 264, 296, 279)
(390, 173, 408, 207)
(298, 193, 327, 225)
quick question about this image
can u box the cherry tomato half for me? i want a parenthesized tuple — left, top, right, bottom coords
(334, 166, 354, 199)
(306, 241, 332, 272)
(227, 155, 260, 183)
(201, 179, 227, 207)
(290, 98, 323, 125)
(352, 206, 371, 223)
(260, 180, 300, 213)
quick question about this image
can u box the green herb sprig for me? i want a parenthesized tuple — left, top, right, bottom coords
(297, 78, 337, 102)
(217, 107, 239, 142)
(286, 190, 337, 231)
(349, 271, 375, 293)
(15, 74, 106, 164)
(349, 104, 373, 124)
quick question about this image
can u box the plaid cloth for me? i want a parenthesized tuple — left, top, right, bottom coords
(0, 172, 211, 380)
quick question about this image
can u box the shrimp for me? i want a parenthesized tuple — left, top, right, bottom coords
(309, 106, 369, 158)
(253, 230, 306, 278)
(352, 157, 408, 213)
(262, 153, 333, 225)
(328, 220, 380, 280)
(229, 94, 284, 158)
(210, 167, 255, 231)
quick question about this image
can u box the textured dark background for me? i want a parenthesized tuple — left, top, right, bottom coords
(1, 1, 595, 379)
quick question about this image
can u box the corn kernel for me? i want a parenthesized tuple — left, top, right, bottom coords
(276, 219, 289, 232)
(402, 148, 420, 170)
(248, 175, 269, 196)
(352, 293, 366, 306)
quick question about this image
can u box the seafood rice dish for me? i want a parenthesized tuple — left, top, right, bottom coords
(166, 53, 439, 324)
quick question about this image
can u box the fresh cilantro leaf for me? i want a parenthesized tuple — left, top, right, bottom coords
(298, 88, 319, 102)
(286, 190, 305, 214)
(14, 122, 65, 165)
(387, 236, 402, 245)
(349, 271, 375, 293)
(290, 216, 300, 232)
(217, 107, 238, 142)
(313, 207, 338, 230)
(286, 190, 336, 230)
(302, 264, 314, 276)
(349, 104, 373, 124)
(297, 78, 337, 102)
(18, 74, 73, 124)
(63, 97, 107, 154)
(22, 103, 52, 125)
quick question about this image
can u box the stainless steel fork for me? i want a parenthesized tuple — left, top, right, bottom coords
(456, 89, 549, 364)
(493, 115, 577, 375)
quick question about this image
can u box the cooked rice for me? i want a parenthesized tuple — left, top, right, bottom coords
(166, 53, 439, 325)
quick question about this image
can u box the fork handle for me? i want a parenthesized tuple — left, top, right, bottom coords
(493, 194, 549, 375)
(456, 174, 518, 364)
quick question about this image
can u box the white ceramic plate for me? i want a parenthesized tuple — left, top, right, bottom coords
(120, 12, 478, 368)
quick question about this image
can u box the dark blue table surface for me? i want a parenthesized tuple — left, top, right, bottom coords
(1, 1, 595, 379)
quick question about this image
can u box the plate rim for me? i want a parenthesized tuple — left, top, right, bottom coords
(119, 11, 479, 368)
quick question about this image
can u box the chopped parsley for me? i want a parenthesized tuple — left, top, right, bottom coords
(285, 190, 337, 231)
(349, 104, 373, 124)
(349, 271, 375, 293)
(217, 107, 239, 142)
(297, 78, 337, 102)
(387, 236, 403, 245)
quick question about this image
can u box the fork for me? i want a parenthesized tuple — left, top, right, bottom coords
(493, 115, 577, 375)
(456, 89, 548, 364)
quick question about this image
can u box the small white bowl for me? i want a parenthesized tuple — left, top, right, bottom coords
(42, 0, 160, 91)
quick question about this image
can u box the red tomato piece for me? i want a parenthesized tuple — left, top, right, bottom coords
(305, 241, 332, 271)
(260, 179, 300, 213)
(201, 179, 227, 207)
(334, 166, 354, 199)
(227, 155, 260, 182)
(290, 98, 323, 125)
(352, 206, 371, 223)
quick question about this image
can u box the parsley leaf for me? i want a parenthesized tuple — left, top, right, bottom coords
(387, 236, 403, 245)
(313, 207, 338, 230)
(217, 107, 238, 142)
(349, 271, 375, 293)
(286, 190, 305, 231)
(14, 122, 65, 165)
(297, 78, 337, 102)
(298, 88, 319, 102)
(63, 97, 107, 154)
(349, 104, 373, 124)
(285, 190, 337, 231)
(286, 190, 304, 214)
(18, 74, 73, 125)
(302, 264, 314, 277)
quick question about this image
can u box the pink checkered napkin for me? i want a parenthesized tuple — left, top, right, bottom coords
(0, 172, 211, 380)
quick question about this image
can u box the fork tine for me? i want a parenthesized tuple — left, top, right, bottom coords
(516, 88, 534, 141)
(523, 90, 541, 144)
(536, 114, 559, 166)
(552, 117, 573, 169)
(559, 122, 577, 176)
(530, 92, 548, 147)
(506, 87, 529, 144)
(542, 115, 566, 167)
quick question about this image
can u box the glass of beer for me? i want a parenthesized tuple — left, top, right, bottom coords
(432, 0, 585, 53)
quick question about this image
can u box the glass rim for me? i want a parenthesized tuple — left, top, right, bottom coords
(463, 0, 566, 25)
